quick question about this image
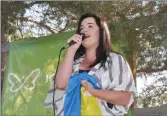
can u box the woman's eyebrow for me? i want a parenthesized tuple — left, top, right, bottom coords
(80, 23, 95, 27)
(87, 23, 95, 25)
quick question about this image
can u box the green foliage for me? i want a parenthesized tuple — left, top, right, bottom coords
(2, 1, 167, 108)
(137, 74, 167, 108)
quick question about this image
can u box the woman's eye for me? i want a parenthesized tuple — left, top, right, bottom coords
(88, 25, 93, 28)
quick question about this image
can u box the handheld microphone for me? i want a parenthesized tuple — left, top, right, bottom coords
(66, 33, 85, 47)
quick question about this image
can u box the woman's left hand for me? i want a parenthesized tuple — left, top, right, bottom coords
(81, 80, 95, 95)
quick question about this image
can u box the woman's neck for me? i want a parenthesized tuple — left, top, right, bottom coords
(85, 48, 96, 61)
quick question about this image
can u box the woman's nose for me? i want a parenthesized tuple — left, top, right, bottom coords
(81, 28, 87, 33)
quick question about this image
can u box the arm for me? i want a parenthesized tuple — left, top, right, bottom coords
(91, 89, 131, 105)
(55, 50, 75, 89)
(81, 81, 131, 106)
(55, 34, 83, 89)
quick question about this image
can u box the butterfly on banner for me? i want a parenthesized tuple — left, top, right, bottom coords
(8, 68, 40, 93)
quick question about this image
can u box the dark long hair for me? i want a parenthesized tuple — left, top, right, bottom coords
(75, 13, 112, 68)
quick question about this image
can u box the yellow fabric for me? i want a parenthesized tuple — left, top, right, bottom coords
(81, 87, 102, 116)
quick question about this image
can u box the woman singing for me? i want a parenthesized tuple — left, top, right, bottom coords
(45, 13, 136, 116)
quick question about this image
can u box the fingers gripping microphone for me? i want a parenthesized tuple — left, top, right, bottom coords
(67, 33, 85, 47)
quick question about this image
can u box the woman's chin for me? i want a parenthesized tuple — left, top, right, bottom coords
(82, 42, 91, 48)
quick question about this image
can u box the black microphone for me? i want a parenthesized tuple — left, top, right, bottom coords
(66, 33, 85, 47)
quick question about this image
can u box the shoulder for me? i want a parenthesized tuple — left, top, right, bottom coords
(106, 52, 128, 67)
(107, 52, 124, 61)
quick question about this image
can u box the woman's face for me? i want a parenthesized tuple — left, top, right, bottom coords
(79, 17, 100, 49)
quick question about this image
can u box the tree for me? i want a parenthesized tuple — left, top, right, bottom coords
(1, 1, 167, 107)
(137, 73, 167, 108)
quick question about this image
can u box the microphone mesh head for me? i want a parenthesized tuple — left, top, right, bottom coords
(80, 33, 85, 40)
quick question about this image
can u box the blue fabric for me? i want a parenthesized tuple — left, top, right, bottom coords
(64, 72, 101, 116)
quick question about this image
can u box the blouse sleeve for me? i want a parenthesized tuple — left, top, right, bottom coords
(44, 80, 65, 109)
(107, 53, 137, 114)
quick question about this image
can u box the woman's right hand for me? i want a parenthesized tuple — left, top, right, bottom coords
(67, 34, 83, 53)
(56, 34, 83, 89)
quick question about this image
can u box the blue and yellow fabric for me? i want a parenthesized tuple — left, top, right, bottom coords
(81, 87, 102, 116)
(64, 72, 102, 116)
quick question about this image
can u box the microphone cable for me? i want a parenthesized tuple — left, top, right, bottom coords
(52, 46, 65, 116)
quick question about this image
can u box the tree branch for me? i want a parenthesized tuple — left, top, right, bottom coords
(17, 20, 24, 39)
(58, 19, 69, 33)
(137, 66, 167, 73)
(19, 17, 57, 34)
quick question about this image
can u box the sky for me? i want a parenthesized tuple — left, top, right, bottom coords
(137, 71, 167, 94)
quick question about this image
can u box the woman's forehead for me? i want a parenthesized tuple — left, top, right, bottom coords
(81, 17, 96, 26)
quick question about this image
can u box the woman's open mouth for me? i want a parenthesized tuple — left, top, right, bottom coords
(84, 35, 90, 39)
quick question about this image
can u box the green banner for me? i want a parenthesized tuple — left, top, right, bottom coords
(2, 32, 74, 116)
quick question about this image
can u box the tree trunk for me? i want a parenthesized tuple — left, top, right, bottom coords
(131, 51, 137, 108)
(1, 52, 8, 92)
(1, 27, 8, 94)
